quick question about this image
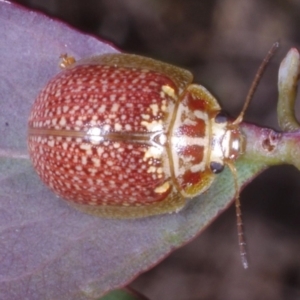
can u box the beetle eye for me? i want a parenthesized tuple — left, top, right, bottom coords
(210, 161, 224, 174)
(215, 111, 228, 124)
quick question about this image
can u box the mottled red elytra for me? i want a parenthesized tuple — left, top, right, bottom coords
(28, 44, 278, 268)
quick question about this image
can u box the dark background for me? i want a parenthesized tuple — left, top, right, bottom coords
(11, 1, 300, 299)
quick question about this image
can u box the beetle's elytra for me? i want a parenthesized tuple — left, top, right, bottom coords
(27, 53, 244, 218)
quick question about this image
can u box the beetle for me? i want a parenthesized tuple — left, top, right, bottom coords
(28, 53, 243, 216)
(28, 44, 278, 268)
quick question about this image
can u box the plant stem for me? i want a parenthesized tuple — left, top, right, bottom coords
(241, 122, 300, 170)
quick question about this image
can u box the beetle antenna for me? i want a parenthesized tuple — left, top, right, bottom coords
(226, 162, 248, 269)
(225, 43, 279, 269)
(232, 42, 279, 126)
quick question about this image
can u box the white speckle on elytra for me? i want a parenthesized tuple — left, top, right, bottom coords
(47, 140, 55, 147)
(73, 176, 80, 182)
(157, 167, 163, 174)
(147, 166, 156, 173)
(114, 123, 122, 131)
(121, 183, 129, 189)
(81, 156, 87, 165)
(141, 114, 150, 120)
(88, 168, 97, 176)
(111, 103, 119, 112)
(80, 143, 93, 156)
(150, 104, 159, 116)
(73, 184, 81, 190)
(92, 157, 100, 167)
(59, 117, 67, 127)
(103, 124, 110, 131)
(62, 106, 69, 113)
(108, 114, 116, 119)
(87, 178, 94, 185)
(75, 165, 83, 171)
(161, 104, 167, 112)
(55, 90, 61, 97)
(141, 120, 163, 131)
(89, 119, 97, 126)
(162, 85, 176, 99)
(97, 147, 104, 156)
(143, 146, 163, 160)
(75, 119, 83, 126)
(125, 124, 132, 131)
(110, 94, 116, 101)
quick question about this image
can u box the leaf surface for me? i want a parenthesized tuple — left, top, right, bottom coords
(0, 2, 266, 299)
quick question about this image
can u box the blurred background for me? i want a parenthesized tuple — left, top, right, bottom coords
(11, 0, 300, 299)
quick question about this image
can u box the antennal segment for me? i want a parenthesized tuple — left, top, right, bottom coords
(227, 162, 248, 269)
(232, 42, 279, 126)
